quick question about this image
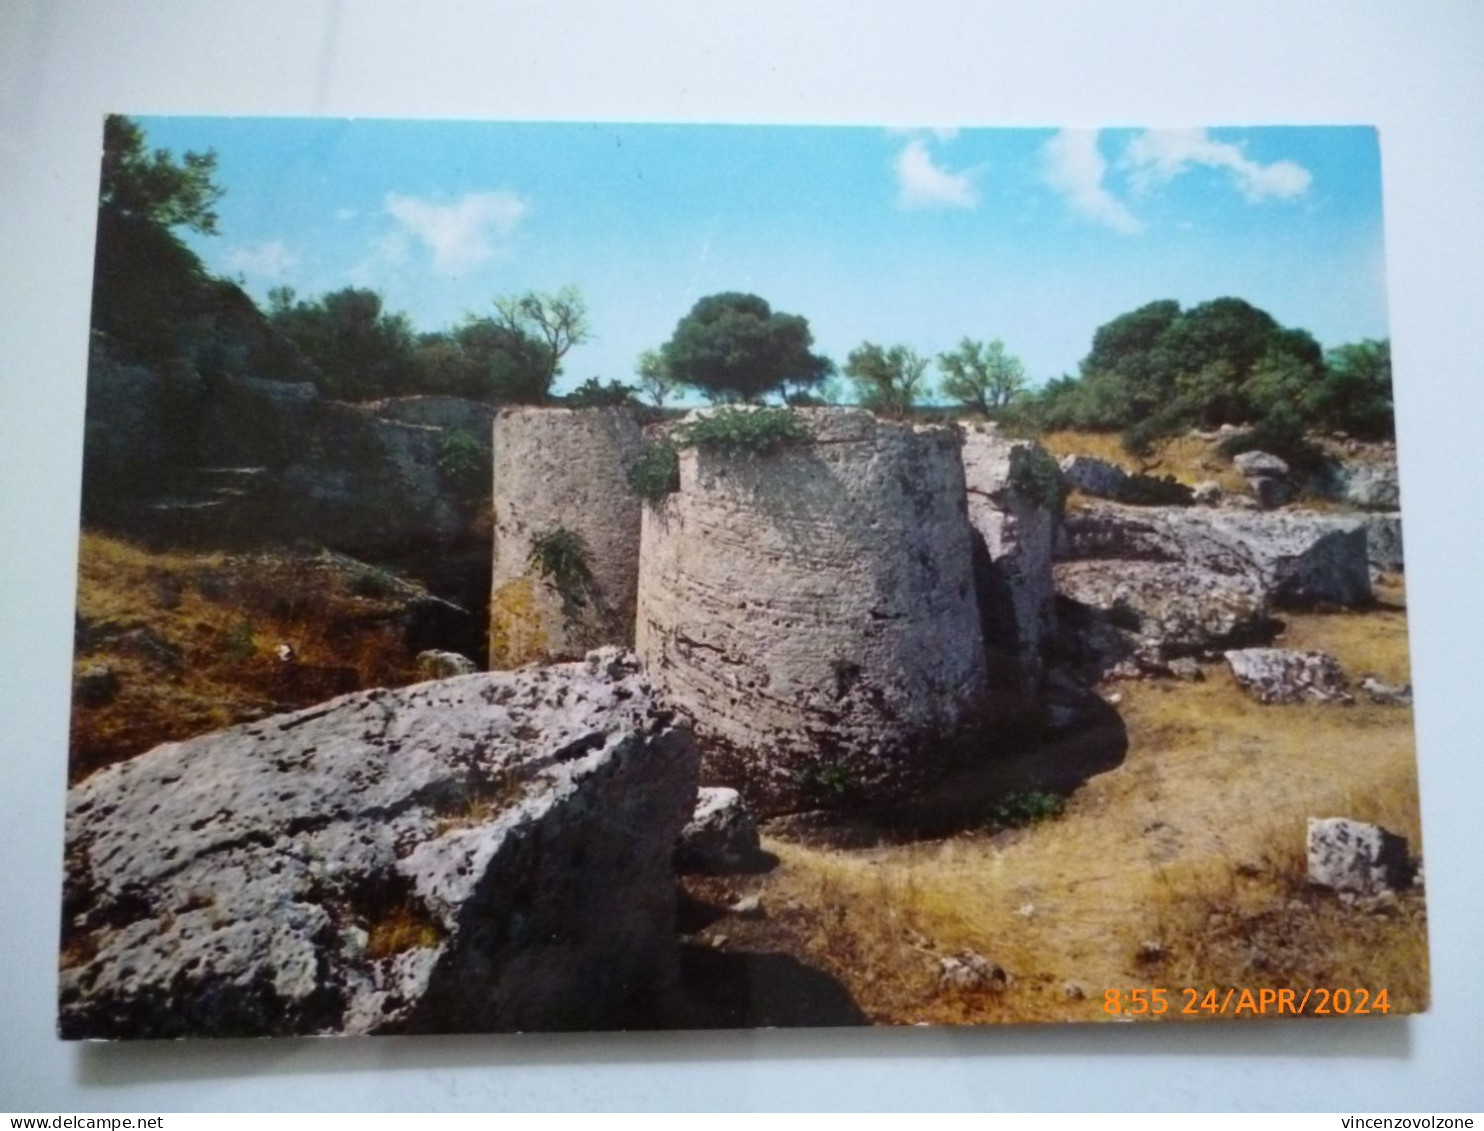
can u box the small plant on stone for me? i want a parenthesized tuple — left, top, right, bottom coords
(527, 527, 594, 615)
(985, 789, 1065, 832)
(625, 438, 681, 504)
(434, 429, 491, 496)
(676, 407, 811, 456)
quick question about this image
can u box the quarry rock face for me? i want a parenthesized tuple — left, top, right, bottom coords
(637, 408, 988, 813)
(1307, 818, 1412, 895)
(960, 426, 1059, 696)
(1224, 647, 1354, 704)
(59, 648, 698, 1038)
(490, 407, 645, 669)
(1336, 458, 1400, 510)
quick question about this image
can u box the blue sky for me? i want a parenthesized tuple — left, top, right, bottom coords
(130, 117, 1389, 398)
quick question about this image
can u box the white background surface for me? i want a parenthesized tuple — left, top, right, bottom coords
(2, 1, 1482, 1113)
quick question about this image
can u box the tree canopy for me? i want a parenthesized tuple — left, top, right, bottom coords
(661, 292, 832, 403)
(843, 342, 930, 419)
(937, 337, 1027, 415)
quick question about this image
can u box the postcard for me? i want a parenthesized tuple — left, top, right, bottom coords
(59, 118, 1423, 1036)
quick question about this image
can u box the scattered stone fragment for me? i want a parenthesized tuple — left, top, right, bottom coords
(1224, 648, 1354, 705)
(938, 951, 1008, 991)
(1058, 454, 1129, 500)
(415, 649, 478, 679)
(1136, 939, 1167, 963)
(1233, 451, 1290, 478)
(1062, 981, 1086, 1002)
(1015, 902, 1037, 920)
(1307, 817, 1413, 896)
(676, 786, 764, 874)
(728, 893, 764, 919)
(1167, 657, 1205, 682)
(1359, 675, 1412, 706)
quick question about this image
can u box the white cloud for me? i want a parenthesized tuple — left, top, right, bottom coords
(894, 137, 979, 210)
(222, 239, 298, 278)
(383, 190, 529, 275)
(1125, 129, 1312, 202)
(1041, 130, 1142, 235)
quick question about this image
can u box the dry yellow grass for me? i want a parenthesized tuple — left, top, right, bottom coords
(687, 604, 1426, 1025)
(1039, 430, 1249, 494)
(70, 532, 423, 780)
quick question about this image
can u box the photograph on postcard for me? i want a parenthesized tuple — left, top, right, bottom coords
(59, 118, 1425, 1036)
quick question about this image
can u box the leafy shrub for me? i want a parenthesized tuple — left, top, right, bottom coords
(434, 429, 491, 495)
(675, 407, 811, 456)
(1008, 444, 1068, 514)
(223, 619, 256, 662)
(985, 790, 1065, 832)
(527, 527, 593, 613)
(626, 438, 681, 504)
(565, 377, 639, 407)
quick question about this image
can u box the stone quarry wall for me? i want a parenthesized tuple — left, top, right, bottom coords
(960, 425, 1058, 697)
(490, 407, 644, 669)
(636, 408, 987, 813)
(59, 649, 698, 1038)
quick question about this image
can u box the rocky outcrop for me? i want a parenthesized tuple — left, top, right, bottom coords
(59, 649, 698, 1038)
(961, 427, 1058, 696)
(637, 408, 987, 814)
(1307, 818, 1413, 895)
(415, 650, 478, 678)
(1233, 450, 1293, 508)
(490, 408, 645, 670)
(1224, 648, 1353, 704)
(1059, 503, 1372, 609)
(1335, 459, 1400, 510)
(676, 787, 763, 874)
(1055, 559, 1269, 659)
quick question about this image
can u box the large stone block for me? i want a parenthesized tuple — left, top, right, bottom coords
(636, 408, 987, 813)
(59, 649, 698, 1038)
(961, 427, 1058, 696)
(490, 407, 645, 668)
(1307, 817, 1412, 895)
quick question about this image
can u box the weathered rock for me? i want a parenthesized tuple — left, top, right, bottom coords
(1224, 648, 1353, 704)
(676, 787, 762, 874)
(1336, 459, 1400, 510)
(1233, 450, 1290, 478)
(637, 408, 987, 814)
(938, 951, 1007, 991)
(1307, 818, 1412, 895)
(1363, 512, 1404, 573)
(1059, 503, 1372, 609)
(1055, 559, 1269, 659)
(1248, 474, 1295, 509)
(414, 649, 478, 678)
(59, 649, 698, 1038)
(490, 407, 645, 669)
(1360, 675, 1413, 706)
(1058, 454, 1129, 500)
(1167, 656, 1205, 682)
(961, 427, 1058, 696)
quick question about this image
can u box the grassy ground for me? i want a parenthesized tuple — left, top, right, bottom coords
(682, 595, 1427, 1025)
(69, 532, 430, 782)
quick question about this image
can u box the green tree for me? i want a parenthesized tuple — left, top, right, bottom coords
(1315, 339, 1393, 438)
(635, 348, 678, 407)
(266, 286, 416, 400)
(661, 292, 832, 403)
(91, 116, 226, 365)
(488, 286, 590, 398)
(844, 342, 930, 419)
(937, 337, 1027, 415)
